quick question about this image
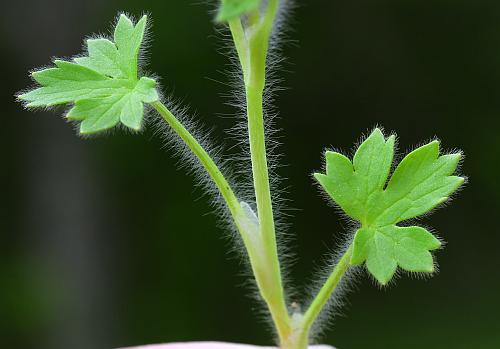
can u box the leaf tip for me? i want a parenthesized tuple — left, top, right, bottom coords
(387, 134, 396, 144)
(137, 14, 148, 27)
(430, 139, 440, 149)
(324, 150, 337, 161)
(432, 238, 442, 250)
(16, 92, 27, 101)
(78, 126, 92, 135)
(371, 127, 384, 137)
(324, 150, 347, 162)
(79, 125, 103, 136)
(445, 151, 462, 163)
(457, 176, 466, 186)
(313, 172, 325, 183)
(16, 92, 36, 109)
(21, 98, 41, 108)
(375, 275, 391, 286)
(118, 13, 130, 21)
(116, 13, 135, 31)
(129, 124, 143, 132)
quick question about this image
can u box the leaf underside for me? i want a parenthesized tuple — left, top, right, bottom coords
(18, 14, 158, 134)
(315, 128, 464, 285)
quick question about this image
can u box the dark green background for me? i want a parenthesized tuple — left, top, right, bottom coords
(1, 1, 499, 348)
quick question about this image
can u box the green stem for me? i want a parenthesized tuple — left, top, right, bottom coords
(151, 98, 294, 343)
(224, 2, 356, 348)
(246, 81, 291, 340)
(150, 100, 240, 219)
(262, 0, 280, 37)
(153, 2, 354, 347)
(228, 18, 249, 80)
(294, 245, 354, 348)
(228, 0, 292, 344)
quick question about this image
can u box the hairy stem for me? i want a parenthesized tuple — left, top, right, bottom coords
(294, 245, 354, 348)
(150, 101, 240, 218)
(228, 0, 292, 344)
(228, 18, 249, 80)
(246, 81, 291, 340)
(226, 3, 357, 348)
(151, 99, 294, 342)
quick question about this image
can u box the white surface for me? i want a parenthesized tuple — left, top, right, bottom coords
(120, 342, 335, 349)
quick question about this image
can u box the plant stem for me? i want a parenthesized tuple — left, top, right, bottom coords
(226, 3, 359, 348)
(246, 80, 291, 339)
(228, 18, 249, 80)
(151, 99, 292, 344)
(228, 1, 292, 344)
(224, 2, 358, 347)
(150, 100, 240, 219)
(294, 245, 354, 349)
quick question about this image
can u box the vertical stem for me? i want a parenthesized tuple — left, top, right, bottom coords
(227, 0, 292, 343)
(244, 0, 293, 344)
(246, 80, 290, 341)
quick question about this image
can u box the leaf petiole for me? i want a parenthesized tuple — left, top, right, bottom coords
(150, 101, 241, 218)
(295, 245, 354, 348)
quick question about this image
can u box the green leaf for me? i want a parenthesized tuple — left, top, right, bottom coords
(18, 14, 158, 134)
(217, 0, 261, 22)
(315, 128, 464, 285)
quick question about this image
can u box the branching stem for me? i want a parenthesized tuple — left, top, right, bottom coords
(151, 99, 289, 343)
(155, 2, 352, 347)
(228, 0, 292, 344)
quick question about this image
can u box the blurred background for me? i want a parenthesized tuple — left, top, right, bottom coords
(1, 0, 499, 348)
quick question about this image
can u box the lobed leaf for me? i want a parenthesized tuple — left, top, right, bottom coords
(315, 128, 464, 285)
(351, 226, 441, 284)
(18, 14, 158, 134)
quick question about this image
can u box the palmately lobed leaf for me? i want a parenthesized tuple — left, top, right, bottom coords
(18, 14, 158, 134)
(315, 128, 464, 285)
